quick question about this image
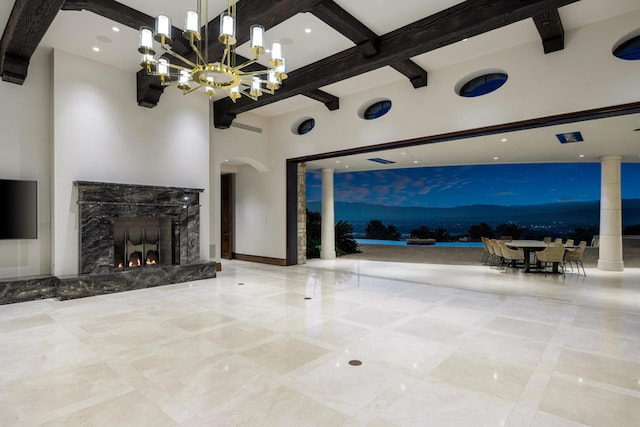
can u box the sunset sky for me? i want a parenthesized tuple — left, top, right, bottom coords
(306, 163, 640, 208)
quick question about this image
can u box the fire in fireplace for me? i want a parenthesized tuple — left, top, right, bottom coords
(113, 217, 173, 269)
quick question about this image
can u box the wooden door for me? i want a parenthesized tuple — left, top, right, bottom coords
(221, 173, 233, 259)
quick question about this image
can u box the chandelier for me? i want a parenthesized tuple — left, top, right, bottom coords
(137, 0, 287, 101)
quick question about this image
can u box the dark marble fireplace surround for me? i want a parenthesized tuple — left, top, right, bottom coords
(0, 181, 217, 304)
(76, 180, 202, 274)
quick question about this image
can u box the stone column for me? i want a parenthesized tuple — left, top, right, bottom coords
(297, 163, 307, 265)
(598, 155, 624, 271)
(321, 168, 336, 259)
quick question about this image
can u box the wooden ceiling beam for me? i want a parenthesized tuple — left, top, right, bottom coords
(214, 0, 579, 126)
(310, 1, 427, 90)
(311, 0, 379, 58)
(533, 8, 565, 54)
(390, 61, 428, 89)
(0, 0, 66, 84)
(304, 89, 339, 111)
(62, 0, 153, 30)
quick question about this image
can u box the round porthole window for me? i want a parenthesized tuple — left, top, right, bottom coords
(457, 71, 508, 98)
(291, 117, 316, 135)
(613, 31, 640, 60)
(359, 99, 392, 120)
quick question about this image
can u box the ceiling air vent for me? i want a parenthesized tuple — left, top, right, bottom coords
(367, 158, 395, 164)
(556, 132, 584, 144)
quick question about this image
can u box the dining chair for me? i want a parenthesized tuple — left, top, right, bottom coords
(554, 238, 564, 245)
(497, 240, 524, 272)
(543, 237, 551, 244)
(535, 245, 566, 277)
(489, 239, 504, 268)
(565, 239, 575, 247)
(564, 240, 587, 275)
(481, 236, 492, 264)
(499, 235, 513, 241)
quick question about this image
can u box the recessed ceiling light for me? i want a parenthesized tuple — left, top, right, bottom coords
(305, 28, 311, 34)
(345, 165, 349, 168)
(501, 138, 507, 142)
(413, 160, 418, 164)
(112, 26, 120, 32)
(336, 160, 340, 164)
(493, 156, 499, 160)
(579, 154, 585, 158)
(401, 152, 406, 155)
(92, 47, 100, 52)
(462, 38, 468, 42)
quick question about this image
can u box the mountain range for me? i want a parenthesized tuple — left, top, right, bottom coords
(306, 199, 640, 233)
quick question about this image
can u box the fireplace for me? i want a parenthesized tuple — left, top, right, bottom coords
(113, 217, 174, 268)
(75, 181, 203, 274)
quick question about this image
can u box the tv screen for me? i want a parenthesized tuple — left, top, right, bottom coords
(0, 179, 38, 239)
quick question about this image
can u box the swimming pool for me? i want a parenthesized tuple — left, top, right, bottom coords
(356, 239, 484, 248)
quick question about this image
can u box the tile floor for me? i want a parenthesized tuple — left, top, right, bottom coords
(1, 259, 640, 426)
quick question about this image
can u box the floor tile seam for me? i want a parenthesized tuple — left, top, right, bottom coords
(503, 339, 567, 426)
(327, 315, 396, 332)
(431, 351, 542, 384)
(559, 344, 640, 364)
(0, 303, 57, 316)
(107, 362, 199, 424)
(555, 345, 640, 371)
(387, 313, 424, 328)
(0, 358, 117, 391)
(492, 311, 567, 327)
(270, 378, 364, 420)
(470, 327, 560, 347)
(532, 410, 591, 427)
(286, 331, 348, 353)
(25, 382, 137, 426)
(224, 332, 289, 354)
(172, 322, 245, 336)
(567, 324, 640, 342)
(406, 373, 520, 413)
(374, 326, 465, 350)
(551, 371, 640, 398)
(455, 331, 553, 366)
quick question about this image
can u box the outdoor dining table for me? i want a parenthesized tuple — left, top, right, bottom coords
(505, 240, 550, 273)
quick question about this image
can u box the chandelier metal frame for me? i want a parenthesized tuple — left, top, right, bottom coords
(137, 0, 287, 101)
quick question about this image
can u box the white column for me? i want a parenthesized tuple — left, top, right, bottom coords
(598, 155, 624, 271)
(321, 168, 336, 259)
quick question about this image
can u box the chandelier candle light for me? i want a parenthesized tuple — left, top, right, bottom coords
(138, 0, 287, 101)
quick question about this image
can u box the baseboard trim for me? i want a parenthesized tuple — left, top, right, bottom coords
(232, 253, 288, 266)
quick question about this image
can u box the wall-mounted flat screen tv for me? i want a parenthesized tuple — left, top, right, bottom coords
(0, 179, 38, 239)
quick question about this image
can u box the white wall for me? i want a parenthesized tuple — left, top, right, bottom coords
(211, 10, 640, 262)
(52, 49, 210, 276)
(210, 113, 271, 261)
(0, 49, 52, 279)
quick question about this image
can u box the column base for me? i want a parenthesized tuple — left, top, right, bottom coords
(597, 259, 624, 271)
(320, 251, 336, 260)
